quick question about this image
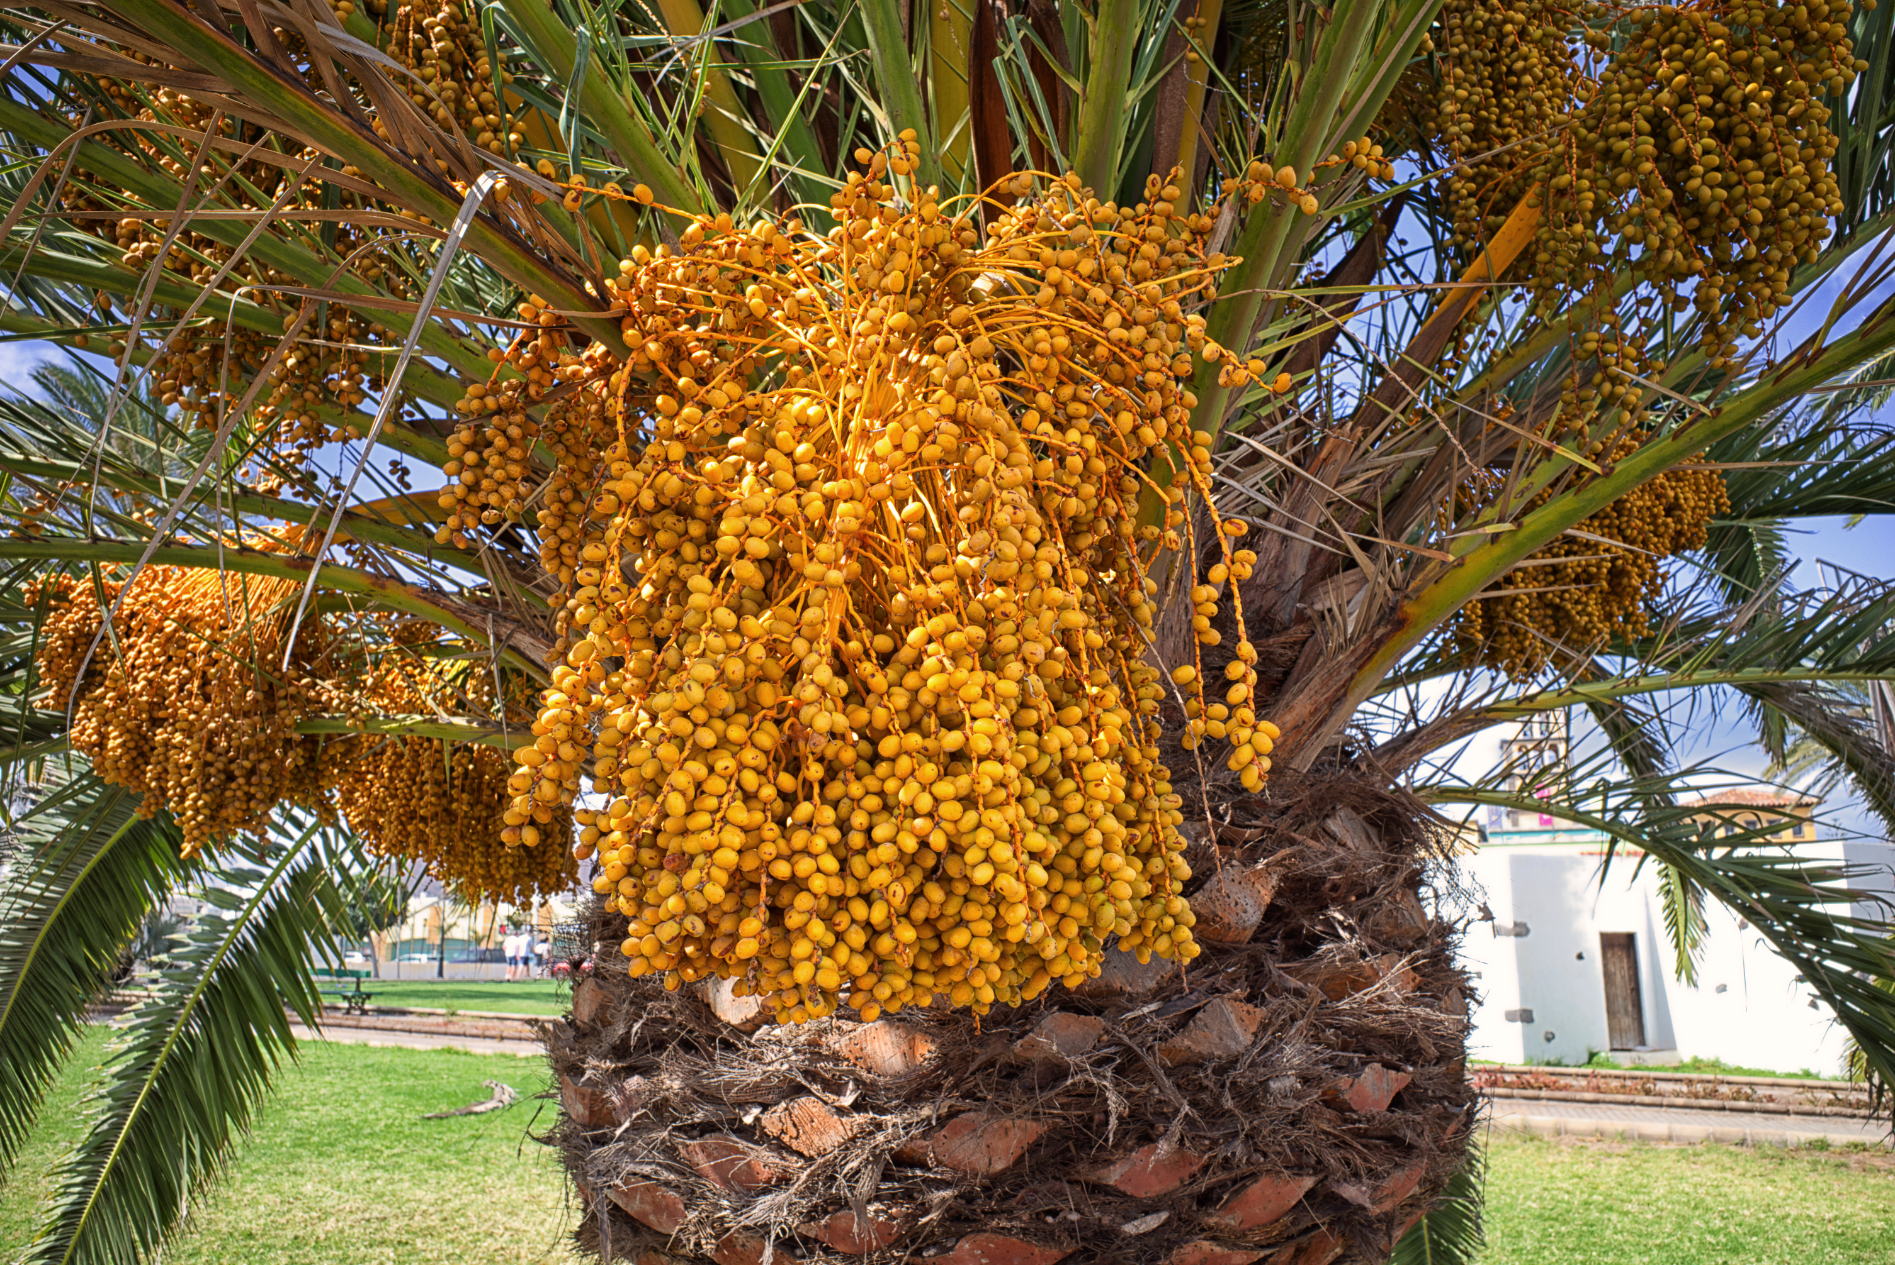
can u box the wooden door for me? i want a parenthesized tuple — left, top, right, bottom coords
(1600, 933, 1646, 1049)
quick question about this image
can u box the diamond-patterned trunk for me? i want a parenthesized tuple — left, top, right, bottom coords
(548, 777, 1473, 1265)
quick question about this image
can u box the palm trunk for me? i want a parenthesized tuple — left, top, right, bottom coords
(548, 774, 1471, 1265)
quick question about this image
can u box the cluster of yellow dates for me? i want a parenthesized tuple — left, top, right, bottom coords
(451, 147, 1281, 1023)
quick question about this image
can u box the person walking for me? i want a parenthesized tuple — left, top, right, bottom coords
(501, 926, 522, 983)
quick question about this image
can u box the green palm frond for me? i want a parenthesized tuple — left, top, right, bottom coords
(1385, 1145, 1484, 1265)
(1742, 677, 1895, 836)
(1827, 0, 1895, 243)
(1765, 682, 1876, 789)
(0, 357, 557, 681)
(19, 820, 349, 1265)
(0, 382, 471, 581)
(1699, 419, 1895, 605)
(125, 907, 190, 967)
(1849, 975, 1895, 1083)
(1573, 688, 1712, 987)
(1682, 564, 1895, 838)
(1382, 566, 1895, 989)
(1392, 568, 1895, 979)
(0, 767, 192, 1178)
(1656, 858, 1711, 988)
(0, 577, 70, 770)
(1374, 571, 1895, 776)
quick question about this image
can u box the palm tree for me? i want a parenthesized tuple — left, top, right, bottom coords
(0, 1, 1891, 1263)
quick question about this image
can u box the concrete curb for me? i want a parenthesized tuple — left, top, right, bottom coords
(1481, 1086, 1876, 1118)
(1488, 1111, 1890, 1148)
(1476, 1063, 1860, 1092)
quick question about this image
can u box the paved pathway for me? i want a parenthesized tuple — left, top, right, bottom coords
(288, 1020, 543, 1057)
(1485, 1095, 1890, 1147)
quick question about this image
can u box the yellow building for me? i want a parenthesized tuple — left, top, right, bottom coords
(1681, 788, 1822, 843)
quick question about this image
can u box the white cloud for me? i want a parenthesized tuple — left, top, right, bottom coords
(0, 338, 56, 395)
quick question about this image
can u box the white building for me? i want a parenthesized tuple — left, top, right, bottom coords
(1455, 719, 1893, 1076)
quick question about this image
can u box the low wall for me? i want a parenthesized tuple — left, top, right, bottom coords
(367, 961, 512, 981)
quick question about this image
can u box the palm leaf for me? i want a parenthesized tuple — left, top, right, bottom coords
(0, 580, 72, 769)
(1701, 418, 1895, 604)
(1374, 575, 1895, 777)
(18, 820, 348, 1265)
(1734, 417, 1895, 521)
(1385, 1145, 1484, 1265)
(1577, 689, 1711, 987)
(1654, 858, 1710, 989)
(1740, 677, 1895, 837)
(0, 767, 190, 1179)
(1849, 975, 1895, 1083)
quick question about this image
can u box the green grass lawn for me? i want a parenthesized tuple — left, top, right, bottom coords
(1574, 1053, 1829, 1080)
(350, 977, 569, 1016)
(1482, 1134, 1895, 1265)
(1, 1031, 580, 1264)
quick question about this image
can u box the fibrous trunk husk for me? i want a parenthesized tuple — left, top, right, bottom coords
(546, 773, 1475, 1265)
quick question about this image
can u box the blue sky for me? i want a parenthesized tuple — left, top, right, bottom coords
(0, 337, 56, 388)
(1791, 514, 1891, 583)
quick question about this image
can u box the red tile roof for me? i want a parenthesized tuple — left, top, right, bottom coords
(1680, 788, 1819, 810)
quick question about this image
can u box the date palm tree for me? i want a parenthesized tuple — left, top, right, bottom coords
(0, 1, 1892, 1264)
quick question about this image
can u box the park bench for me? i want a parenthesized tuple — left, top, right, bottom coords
(312, 967, 375, 1015)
